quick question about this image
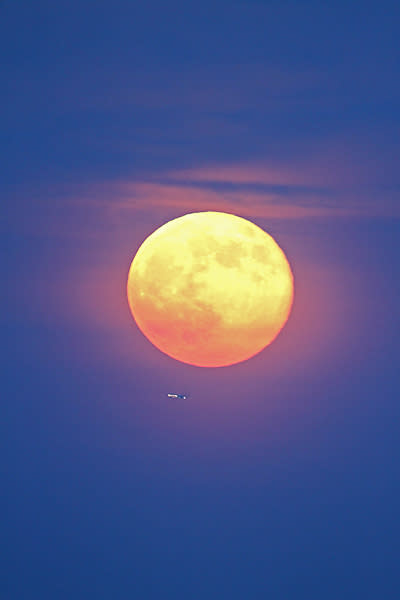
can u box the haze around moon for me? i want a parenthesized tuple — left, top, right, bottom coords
(127, 211, 294, 367)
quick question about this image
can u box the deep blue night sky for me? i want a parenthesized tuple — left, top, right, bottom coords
(2, 1, 400, 598)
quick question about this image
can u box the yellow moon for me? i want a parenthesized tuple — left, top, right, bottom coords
(127, 212, 294, 367)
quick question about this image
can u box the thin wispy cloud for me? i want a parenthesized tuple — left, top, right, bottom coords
(5, 140, 398, 243)
(100, 149, 399, 220)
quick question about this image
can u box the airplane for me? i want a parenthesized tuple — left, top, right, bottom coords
(167, 393, 188, 400)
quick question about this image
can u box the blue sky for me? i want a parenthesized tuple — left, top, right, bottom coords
(2, 1, 400, 598)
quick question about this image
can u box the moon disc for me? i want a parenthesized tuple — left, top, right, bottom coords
(127, 211, 294, 367)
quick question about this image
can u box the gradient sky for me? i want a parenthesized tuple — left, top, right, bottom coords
(2, 1, 400, 598)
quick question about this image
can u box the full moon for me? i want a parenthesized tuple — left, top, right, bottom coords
(127, 211, 294, 367)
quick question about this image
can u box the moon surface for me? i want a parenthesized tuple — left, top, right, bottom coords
(127, 211, 294, 367)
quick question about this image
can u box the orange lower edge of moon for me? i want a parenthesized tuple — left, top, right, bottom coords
(127, 211, 294, 367)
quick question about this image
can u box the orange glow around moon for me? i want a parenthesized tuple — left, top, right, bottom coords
(127, 212, 294, 367)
